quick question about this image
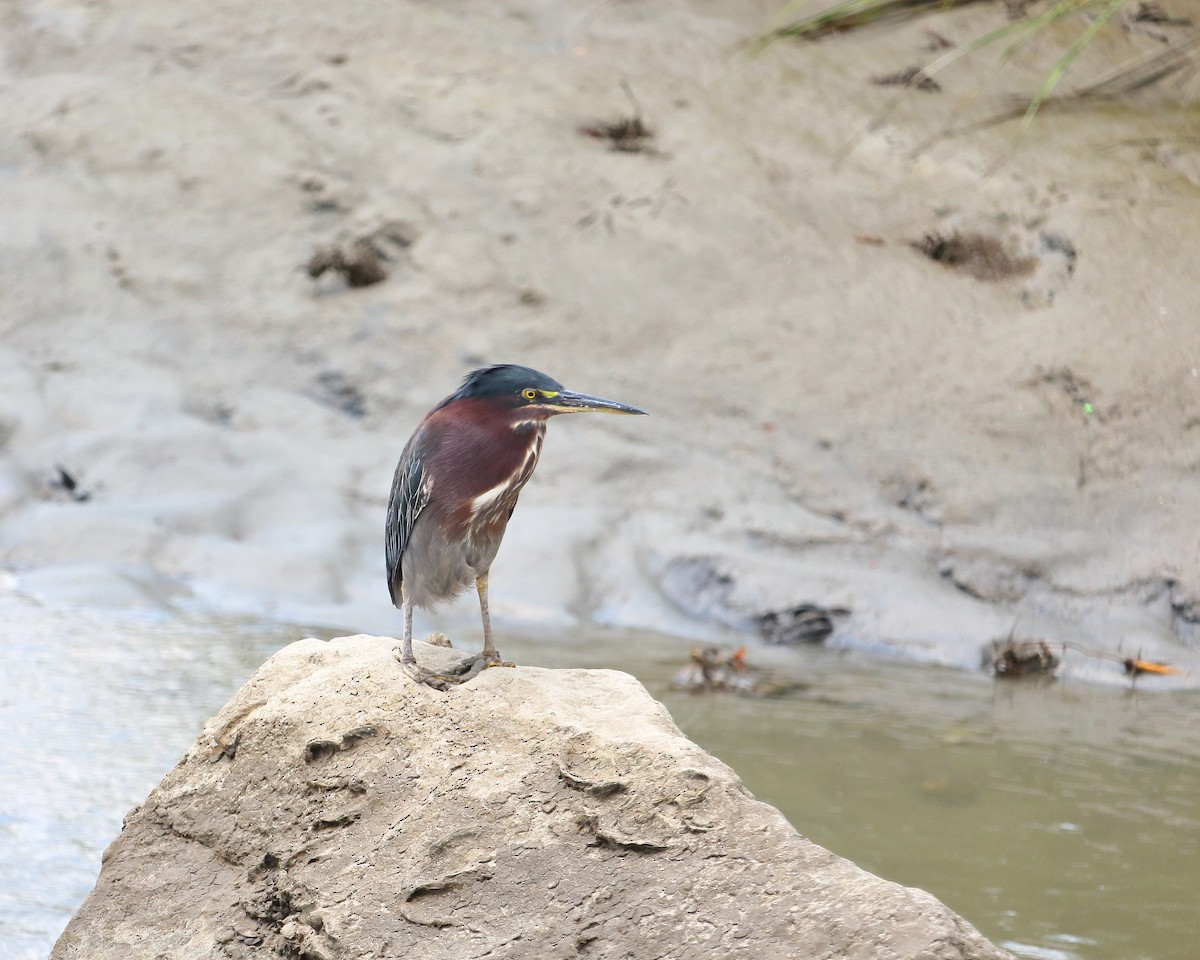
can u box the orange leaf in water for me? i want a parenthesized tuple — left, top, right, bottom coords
(1123, 658, 1180, 677)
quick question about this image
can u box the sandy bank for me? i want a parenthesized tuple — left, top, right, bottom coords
(1, 0, 1197, 682)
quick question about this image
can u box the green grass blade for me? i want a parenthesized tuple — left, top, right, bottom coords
(1016, 0, 1127, 138)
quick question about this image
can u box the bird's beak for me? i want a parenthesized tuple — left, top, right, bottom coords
(544, 389, 648, 416)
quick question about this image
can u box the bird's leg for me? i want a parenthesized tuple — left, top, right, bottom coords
(395, 586, 458, 691)
(477, 573, 515, 668)
(400, 593, 415, 666)
(477, 573, 497, 663)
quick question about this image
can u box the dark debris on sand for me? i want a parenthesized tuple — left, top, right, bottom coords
(306, 240, 389, 288)
(580, 115, 655, 153)
(872, 65, 942, 92)
(306, 222, 417, 290)
(912, 231, 1038, 281)
(49, 464, 91, 502)
(580, 80, 657, 154)
(991, 638, 1059, 678)
(756, 603, 848, 645)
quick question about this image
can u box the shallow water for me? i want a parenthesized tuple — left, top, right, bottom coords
(0, 596, 307, 960)
(3, 597, 1198, 960)
(520, 627, 1200, 960)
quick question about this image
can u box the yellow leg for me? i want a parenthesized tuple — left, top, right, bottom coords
(476, 574, 514, 668)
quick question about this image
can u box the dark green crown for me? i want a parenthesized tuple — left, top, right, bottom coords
(450, 364, 563, 402)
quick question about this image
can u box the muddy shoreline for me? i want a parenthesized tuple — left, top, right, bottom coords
(1, 0, 1198, 686)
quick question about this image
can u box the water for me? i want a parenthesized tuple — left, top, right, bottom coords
(505, 627, 1200, 960)
(0, 595, 310, 960)
(3, 596, 1198, 960)
(660, 660, 1200, 960)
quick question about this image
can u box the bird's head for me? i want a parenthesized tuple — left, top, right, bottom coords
(444, 364, 647, 423)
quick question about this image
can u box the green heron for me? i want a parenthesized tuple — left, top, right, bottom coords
(386, 364, 646, 687)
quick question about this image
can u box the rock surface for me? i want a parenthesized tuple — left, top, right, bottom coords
(52, 635, 1011, 960)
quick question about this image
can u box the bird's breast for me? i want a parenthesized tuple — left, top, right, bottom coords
(466, 427, 544, 526)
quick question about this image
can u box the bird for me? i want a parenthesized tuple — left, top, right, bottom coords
(386, 364, 646, 687)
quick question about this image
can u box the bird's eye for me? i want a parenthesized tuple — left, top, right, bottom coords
(522, 388, 538, 401)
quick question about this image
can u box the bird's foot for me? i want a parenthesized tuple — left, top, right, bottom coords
(393, 646, 481, 691)
(397, 657, 456, 692)
(391, 645, 510, 689)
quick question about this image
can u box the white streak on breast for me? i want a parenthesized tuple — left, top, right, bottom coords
(469, 478, 511, 517)
(469, 433, 543, 518)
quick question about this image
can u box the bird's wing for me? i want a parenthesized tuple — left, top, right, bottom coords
(385, 437, 432, 607)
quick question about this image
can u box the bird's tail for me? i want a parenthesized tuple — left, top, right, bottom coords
(387, 564, 403, 609)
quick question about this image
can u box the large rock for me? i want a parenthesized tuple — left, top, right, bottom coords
(52, 635, 1011, 959)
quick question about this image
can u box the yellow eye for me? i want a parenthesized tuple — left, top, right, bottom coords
(522, 388, 538, 400)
